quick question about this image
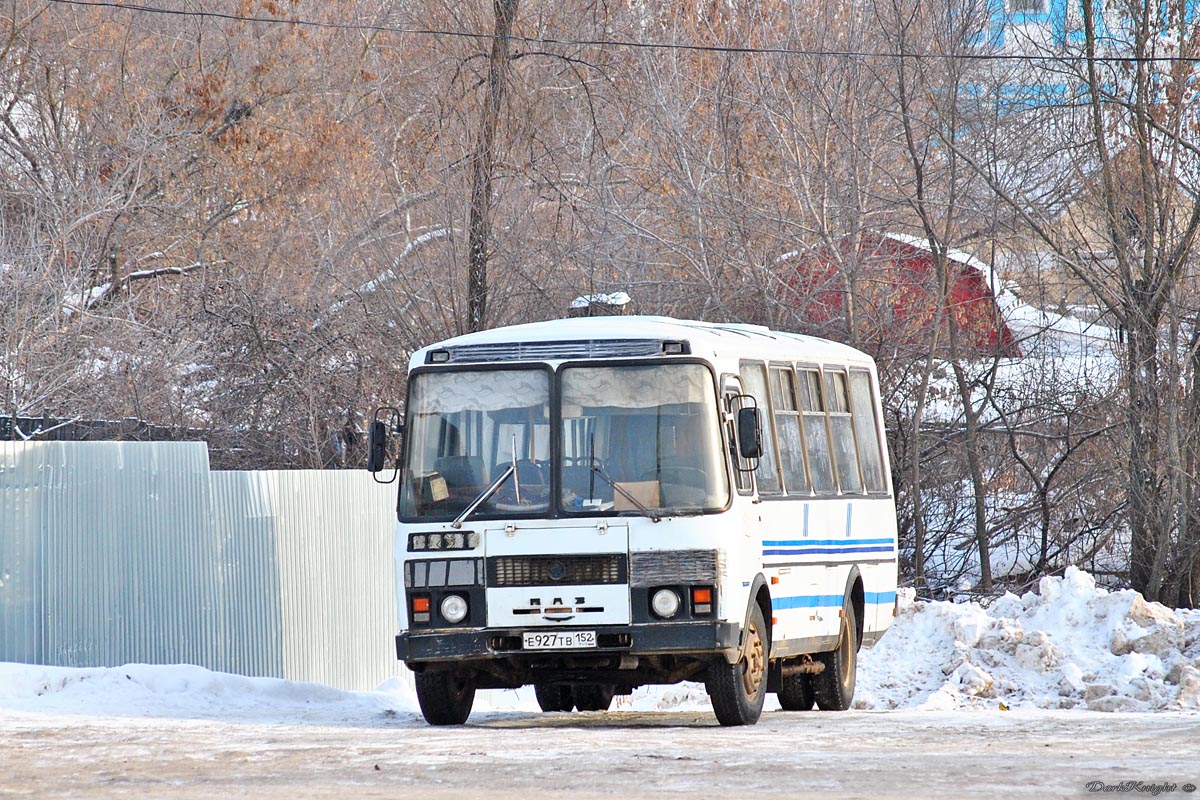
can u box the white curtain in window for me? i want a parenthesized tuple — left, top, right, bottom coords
(563, 365, 709, 408)
(413, 370, 549, 413)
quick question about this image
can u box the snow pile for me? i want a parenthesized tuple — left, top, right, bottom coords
(569, 291, 631, 310)
(856, 567, 1200, 712)
(2, 568, 1197, 720)
(0, 663, 421, 723)
(614, 681, 712, 713)
(615, 567, 1200, 715)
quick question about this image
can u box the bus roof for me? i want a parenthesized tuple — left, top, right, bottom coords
(409, 316, 875, 371)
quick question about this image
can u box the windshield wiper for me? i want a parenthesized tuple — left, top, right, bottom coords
(583, 430, 660, 523)
(451, 437, 524, 529)
(589, 462, 661, 523)
(450, 464, 513, 529)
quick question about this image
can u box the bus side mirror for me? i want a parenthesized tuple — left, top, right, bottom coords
(367, 406, 403, 483)
(737, 407, 762, 460)
(367, 420, 389, 473)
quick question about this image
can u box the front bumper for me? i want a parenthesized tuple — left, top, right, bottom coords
(397, 620, 740, 664)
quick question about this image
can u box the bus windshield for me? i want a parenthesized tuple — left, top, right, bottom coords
(559, 363, 729, 514)
(398, 362, 729, 520)
(399, 367, 552, 519)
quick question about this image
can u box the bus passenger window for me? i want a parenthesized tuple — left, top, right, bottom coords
(798, 369, 836, 494)
(770, 366, 809, 494)
(850, 370, 888, 492)
(825, 370, 863, 493)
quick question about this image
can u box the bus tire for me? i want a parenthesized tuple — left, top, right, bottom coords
(534, 683, 575, 712)
(812, 600, 857, 711)
(573, 684, 615, 712)
(415, 668, 476, 725)
(705, 602, 767, 726)
(777, 667, 816, 711)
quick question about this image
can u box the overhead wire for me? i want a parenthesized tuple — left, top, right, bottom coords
(44, 0, 1200, 64)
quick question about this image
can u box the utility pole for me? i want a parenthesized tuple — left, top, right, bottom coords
(466, 0, 520, 333)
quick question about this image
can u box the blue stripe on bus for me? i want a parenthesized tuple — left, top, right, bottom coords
(763, 538, 895, 546)
(763, 547, 893, 556)
(773, 594, 846, 610)
(762, 538, 895, 557)
(773, 590, 897, 610)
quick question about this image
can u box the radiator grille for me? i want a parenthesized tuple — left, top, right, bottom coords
(630, 549, 720, 587)
(488, 554, 627, 587)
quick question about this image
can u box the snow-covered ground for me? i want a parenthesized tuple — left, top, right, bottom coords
(3, 569, 1198, 799)
(1, 567, 1196, 722)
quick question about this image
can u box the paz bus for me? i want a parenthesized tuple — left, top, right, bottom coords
(368, 316, 898, 726)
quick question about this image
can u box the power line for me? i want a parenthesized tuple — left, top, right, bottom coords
(46, 0, 1200, 64)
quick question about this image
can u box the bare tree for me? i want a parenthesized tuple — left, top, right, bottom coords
(945, 0, 1200, 603)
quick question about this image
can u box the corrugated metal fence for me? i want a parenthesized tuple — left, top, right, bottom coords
(0, 441, 401, 691)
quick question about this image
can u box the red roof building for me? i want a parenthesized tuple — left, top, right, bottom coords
(780, 231, 1021, 358)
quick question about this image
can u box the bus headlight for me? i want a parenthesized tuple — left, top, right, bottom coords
(440, 594, 469, 624)
(651, 588, 680, 619)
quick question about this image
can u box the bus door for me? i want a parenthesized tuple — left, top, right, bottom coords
(721, 377, 755, 503)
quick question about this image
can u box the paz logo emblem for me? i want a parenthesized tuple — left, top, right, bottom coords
(547, 561, 568, 582)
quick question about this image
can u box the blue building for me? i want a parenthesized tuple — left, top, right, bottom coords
(969, 0, 1200, 112)
(985, 0, 1198, 49)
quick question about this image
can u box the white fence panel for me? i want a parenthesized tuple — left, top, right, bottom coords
(267, 470, 399, 691)
(0, 441, 400, 691)
(210, 470, 284, 679)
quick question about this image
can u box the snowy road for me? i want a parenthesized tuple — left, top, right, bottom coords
(3, 708, 1197, 799)
(4, 571, 1199, 798)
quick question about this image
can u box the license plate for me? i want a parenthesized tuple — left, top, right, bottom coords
(522, 630, 597, 650)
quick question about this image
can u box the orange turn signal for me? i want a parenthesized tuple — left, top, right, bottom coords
(412, 596, 431, 613)
(692, 587, 712, 604)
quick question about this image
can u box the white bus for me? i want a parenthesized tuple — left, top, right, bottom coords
(368, 316, 898, 726)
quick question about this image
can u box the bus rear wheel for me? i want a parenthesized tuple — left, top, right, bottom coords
(812, 600, 858, 711)
(534, 683, 575, 712)
(573, 684, 615, 712)
(415, 668, 476, 725)
(705, 602, 767, 726)
(777, 666, 816, 711)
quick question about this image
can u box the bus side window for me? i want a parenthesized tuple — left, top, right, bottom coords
(798, 368, 836, 494)
(770, 365, 810, 495)
(825, 370, 863, 493)
(849, 370, 888, 493)
(737, 362, 782, 494)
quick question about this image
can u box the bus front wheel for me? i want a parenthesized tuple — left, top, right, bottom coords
(415, 668, 476, 725)
(705, 602, 767, 726)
